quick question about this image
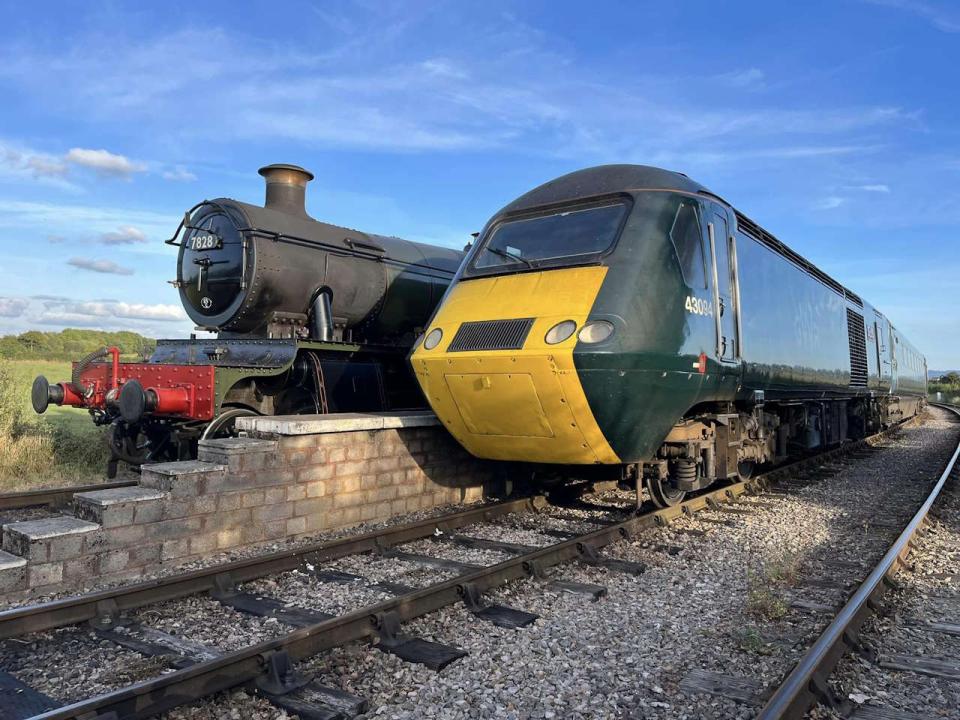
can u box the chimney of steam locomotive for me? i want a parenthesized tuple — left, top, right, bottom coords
(258, 163, 314, 218)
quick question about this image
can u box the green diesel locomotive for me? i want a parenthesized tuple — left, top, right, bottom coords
(412, 165, 926, 506)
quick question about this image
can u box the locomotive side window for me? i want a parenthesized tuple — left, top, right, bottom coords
(669, 201, 707, 289)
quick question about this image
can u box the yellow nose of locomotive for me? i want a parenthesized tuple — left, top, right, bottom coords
(411, 266, 620, 464)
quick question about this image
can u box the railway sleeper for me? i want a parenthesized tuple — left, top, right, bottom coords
(524, 559, 607, 600)
(458, 582, 539, 629)
(0, 670, 59, 718)
(373, 611, 467, 671)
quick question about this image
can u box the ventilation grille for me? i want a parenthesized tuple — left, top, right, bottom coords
(448, 318, 534, 352)
(847, 308, 868, 388)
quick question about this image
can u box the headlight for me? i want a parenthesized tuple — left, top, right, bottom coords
(423, 328, 443, 350)
(544, 320, 577, 345)
(578, 320, 614, 344)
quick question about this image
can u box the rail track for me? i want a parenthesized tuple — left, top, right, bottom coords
(0, 412, 944, 720)
(0, 481, 136, 514)
(756, 404, 960, 719)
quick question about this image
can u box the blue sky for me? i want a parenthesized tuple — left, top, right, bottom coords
(0, 0, 958, 367)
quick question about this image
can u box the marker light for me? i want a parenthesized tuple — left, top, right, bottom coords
(545, 320, 577, 345)
(578, 320, 615, 344)
(423, 328, 443, 350)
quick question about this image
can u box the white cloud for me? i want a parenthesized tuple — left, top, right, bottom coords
(67, 257, 135, 275)
(816, 196, 846, 210)
(0, 25, 917, 159)
(100, 225, 147, 244)
(0, 200, 175, 254)
(0, 297, 28, 317)
(864, 0, 960, 32)
(846, 183, 891, 192)
(0, 143, 76, 190)
(111, 302, 185, 321)
(34, 298, 186, 326)
(65, 147, 146, 178)
(162, 165, 197, 182)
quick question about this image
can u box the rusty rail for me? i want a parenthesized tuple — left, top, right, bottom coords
(758, 404, 960, 719)
(0, 481, 136, 511)
(4, 419, 908, 719)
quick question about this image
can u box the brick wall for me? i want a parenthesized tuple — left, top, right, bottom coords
(0, 413, 494, 602)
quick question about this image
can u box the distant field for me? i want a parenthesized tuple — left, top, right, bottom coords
(0, 359, 108, 490)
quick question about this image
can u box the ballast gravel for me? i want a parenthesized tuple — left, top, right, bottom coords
(290, 408, 958, 720)
(3, 408, 957, 720)
(812, 410, 960, 719)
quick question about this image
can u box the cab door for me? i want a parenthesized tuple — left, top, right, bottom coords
(708, 209, 741, 367)
(874, 312, 891, 390)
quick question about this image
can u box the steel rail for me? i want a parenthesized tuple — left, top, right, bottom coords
(0, 423, 887, 641)
(5, 418, 907, 718)
(0, 496, 540, 639)
(0, 481, 136, 511)
(757, 403, 960, 719)
(32, 474, 767, 720)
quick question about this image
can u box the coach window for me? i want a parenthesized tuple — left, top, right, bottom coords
(670, 201, 708, 289)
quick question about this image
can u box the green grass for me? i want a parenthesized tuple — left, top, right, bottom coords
(7, 360, 94, 432)
(0, 359, 108, 490)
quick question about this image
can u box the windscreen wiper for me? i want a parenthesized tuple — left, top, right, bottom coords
(483, 245, 533, 268)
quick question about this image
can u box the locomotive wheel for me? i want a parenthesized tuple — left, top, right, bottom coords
(646, 476, 686, 508)
(737, 460, 756, 480)
(201, 407, 259, 440)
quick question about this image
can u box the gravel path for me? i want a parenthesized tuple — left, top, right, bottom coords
(2, 408, 956, 720)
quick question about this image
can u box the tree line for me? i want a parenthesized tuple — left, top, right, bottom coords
(0, 329, 156, 360)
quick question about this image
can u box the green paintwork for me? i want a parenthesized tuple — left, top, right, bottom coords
(573, 191, 732, 461)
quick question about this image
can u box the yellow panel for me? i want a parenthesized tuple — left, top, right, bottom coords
(445, 373, 554, 437)
(412, 266, 621, 465)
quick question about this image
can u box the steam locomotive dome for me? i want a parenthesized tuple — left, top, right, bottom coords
(176, 164, 463, 339)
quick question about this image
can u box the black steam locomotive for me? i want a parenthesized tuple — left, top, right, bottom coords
(33, 164, 464, 475)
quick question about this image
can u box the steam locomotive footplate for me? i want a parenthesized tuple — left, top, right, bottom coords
(0, 670, 59, 719)
(213, 591, 335, 628)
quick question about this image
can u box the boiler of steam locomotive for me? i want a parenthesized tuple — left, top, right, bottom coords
(178, 164, 459, 343)
(32, 164, 464, 476)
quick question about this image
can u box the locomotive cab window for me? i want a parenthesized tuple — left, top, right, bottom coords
(469, 201, 629, 274)
(669, 201, 707, 289)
